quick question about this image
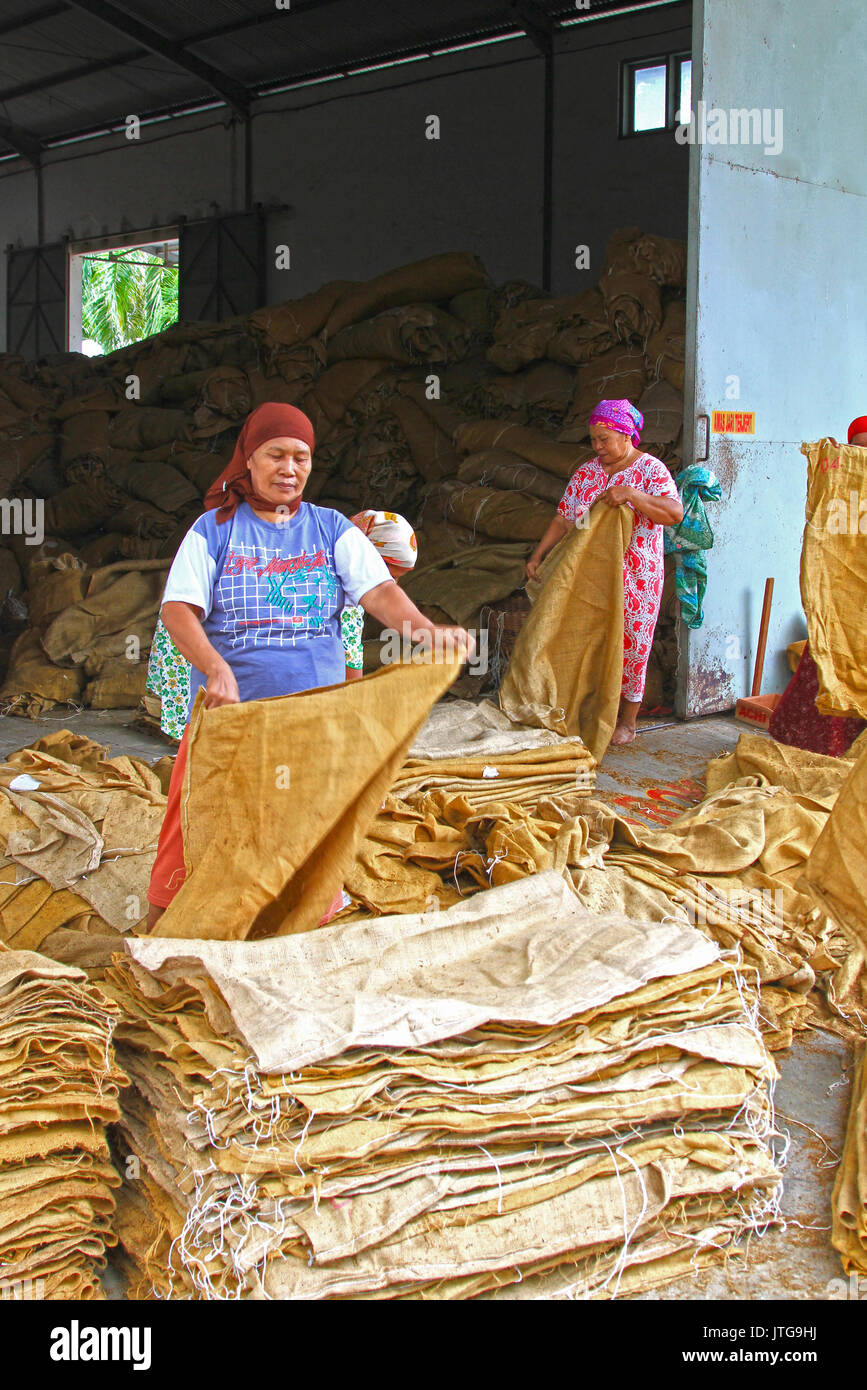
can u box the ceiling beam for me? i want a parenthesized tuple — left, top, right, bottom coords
(61, 0, 251, 117)
(0, 117, 44, 168)
(0, 52, 142, 104)
(0, 5, 67, 38)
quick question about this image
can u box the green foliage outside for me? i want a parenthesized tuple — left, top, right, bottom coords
(80, 250, 179, 354)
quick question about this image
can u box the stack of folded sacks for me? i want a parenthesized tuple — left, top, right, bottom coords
(103, 872, 782, 1300)
(392, 697, 595, 810)
(0, 946, 126, 1298)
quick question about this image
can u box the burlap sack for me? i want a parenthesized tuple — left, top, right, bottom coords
(0, 631, 85, 713)
(388, 394, 459, 484)
(560, 347, 648, 442)
(45, 479, 124, 538)
(84, 659, 149, 710)
(59, 411, 112, 467)
(0, 429, 57, 491)
(81, 621, 156, 677)
(647, 300, 686, 392)
(324, 253, 487, 337)
(108, 408, 187, 452)
(327, 305, 472, 366)
(456, 449, 566, 505)
(403, 542, 531, 625)
(249, 281, 357, 347)
(0, 547, 22, 596)
(803, 742, 867, 956)
(637, 378, 684, 448)
(103, 458, 199, 514)
(600, 270, 663, 342)
(799, 439, 867, 719)
(454, 420, 591, 480)
(630, 234, 687, 288)
(152, 657, 460, 941)
(487, 290, 609, 373)
(301, 360, 392, 441)
(442, 484, 553, 542)
(41, 560, 170, 665)
(499, 503, 633, 759)
(464, 363, 574, 427)
(27, 559, 88, 627)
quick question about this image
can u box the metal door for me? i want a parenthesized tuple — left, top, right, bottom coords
(5, 243, 67, 357)
(679, 0, 867, 715)
(178, 211, 266, 322)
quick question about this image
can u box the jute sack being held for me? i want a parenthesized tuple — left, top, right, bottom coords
(800, 439, 867, 718)
(499, 503, 633, 761)
(152, 656, 460, 942)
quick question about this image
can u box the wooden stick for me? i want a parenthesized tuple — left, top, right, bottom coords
(751, 577, 775, 696)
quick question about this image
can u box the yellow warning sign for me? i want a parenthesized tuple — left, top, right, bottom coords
(711, 410, 755, 434)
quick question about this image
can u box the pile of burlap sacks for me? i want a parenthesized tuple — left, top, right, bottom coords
(0, 229, 685, 716)
(0, 945, 126, 1298)
(0, 650, 863, 1296)
(103, 871, 782, 1300)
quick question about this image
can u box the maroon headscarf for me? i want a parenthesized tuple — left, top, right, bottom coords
(204, 403, 316, 523)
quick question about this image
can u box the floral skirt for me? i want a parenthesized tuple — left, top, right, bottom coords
(146, 618, 191, 741)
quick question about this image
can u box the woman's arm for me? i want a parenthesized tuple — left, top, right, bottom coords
(526, 514, 571, 579)
(161, 600, 241, 707)
(603, 486, 683, 526)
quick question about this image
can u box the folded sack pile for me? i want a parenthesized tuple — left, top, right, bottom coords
(0, 946, 126, 1298)
(103, 872, 782, 1300)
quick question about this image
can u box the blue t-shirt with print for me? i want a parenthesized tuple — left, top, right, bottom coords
(182, 503, 355, 716)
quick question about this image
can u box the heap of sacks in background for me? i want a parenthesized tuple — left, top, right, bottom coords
(0, 228, 686, 717)
(102, 872, 782, 1301)
(0, 945, 126, 1298)
(0, 730, 169, 972)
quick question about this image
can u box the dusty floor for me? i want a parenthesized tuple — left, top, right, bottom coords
(0, 705, 854, 1302)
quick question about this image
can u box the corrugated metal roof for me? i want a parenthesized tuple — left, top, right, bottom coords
(0, 0, 681, 164)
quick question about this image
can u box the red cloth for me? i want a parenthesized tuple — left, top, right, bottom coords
(203, 403, 316, 524)
(147, 729, 189, 908)
(847, 416, 867, 443)
(768, 644, 865, 757)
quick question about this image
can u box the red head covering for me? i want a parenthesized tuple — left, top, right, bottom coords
(847, 416, 867, 444)
(204, 403, 316, 523)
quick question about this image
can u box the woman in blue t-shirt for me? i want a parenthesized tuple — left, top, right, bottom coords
(147, 402, 471, 927)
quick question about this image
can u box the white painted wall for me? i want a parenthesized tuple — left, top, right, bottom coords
(681, 0, 867, 712)
(0, 4, 692, 347)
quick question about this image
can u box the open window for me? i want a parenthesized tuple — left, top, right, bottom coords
(67, 229, 179, 357)
(621, 52, 692, 136)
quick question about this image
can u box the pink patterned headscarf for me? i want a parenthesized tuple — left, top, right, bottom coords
(589, 398, 643, 447)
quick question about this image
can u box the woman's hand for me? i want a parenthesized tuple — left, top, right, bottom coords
(202, 658, 241, 708)
(526, 554, 541, 581)
(603, 485, 634, 507)
(432, 625, 477, 664)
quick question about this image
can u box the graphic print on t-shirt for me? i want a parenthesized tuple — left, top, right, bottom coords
(216, 544, 340, 645)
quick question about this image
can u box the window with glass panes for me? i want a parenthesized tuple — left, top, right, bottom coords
(621, 53, 692, 136)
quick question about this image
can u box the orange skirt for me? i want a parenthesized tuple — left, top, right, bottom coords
(147, 729, 189, 908)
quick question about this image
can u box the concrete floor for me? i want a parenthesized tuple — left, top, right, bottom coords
(1, 705, 854, 1301)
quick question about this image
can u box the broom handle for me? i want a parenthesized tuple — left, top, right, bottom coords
(751, 578, 774, 696)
